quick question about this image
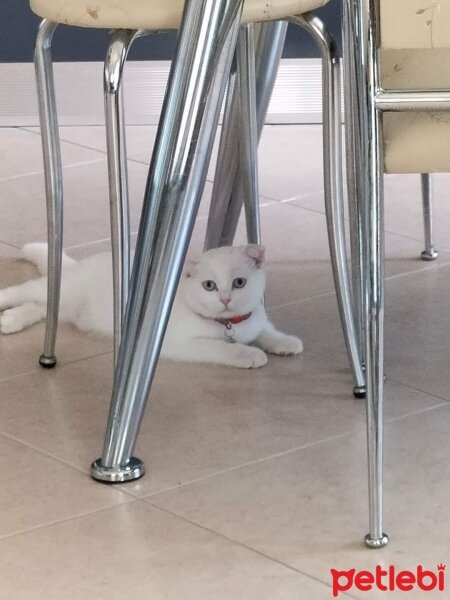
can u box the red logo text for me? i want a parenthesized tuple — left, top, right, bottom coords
(331, 564, 445, 596)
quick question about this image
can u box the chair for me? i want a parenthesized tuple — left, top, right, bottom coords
(342, 0, 450, 548)
(31, 0, 363, 399)
(32, 0, 367, 537)
(50, 0, 365, 484)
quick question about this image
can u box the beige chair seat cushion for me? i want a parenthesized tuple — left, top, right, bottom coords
(30, 0, 328, 30)
(382, 48, 450, 173)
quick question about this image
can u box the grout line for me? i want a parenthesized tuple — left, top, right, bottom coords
(21, 126, 153, 169)
(0, 347, 113, 387)
(0, 501, 136, 543)
(387, 376, 450, 406)
(141, 499, 358, 599)
(0, 157, 107, 183)
(384, 398, 450, 425)
(139, 430, 358, 499)
(0, 427, 137, 503)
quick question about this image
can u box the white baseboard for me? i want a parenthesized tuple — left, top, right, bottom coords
(0, 58, 324, 127)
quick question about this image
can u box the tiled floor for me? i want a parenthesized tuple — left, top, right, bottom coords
(0, 124, 450, 599)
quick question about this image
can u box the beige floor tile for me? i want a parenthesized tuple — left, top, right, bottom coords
(0, 260, 111, 379)
(270, 262, 450, 401)
(0, 155, 218, 250)
(1, 128, 106, 181)
(34, 125, 158, 164)
(256, 125, 324, 201)
(52, 124, 224, 179)
(0, 243, 21, 263)
(149, 405, 450, 599)
(233, 202, 450, 304)
(0, 501, 339, 600)
(383, 172, 450, 251)
(0, 434, 131, 538)
(0, 342, 441, 498)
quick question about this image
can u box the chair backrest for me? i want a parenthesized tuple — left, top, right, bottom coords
(381, 0, 450, 50)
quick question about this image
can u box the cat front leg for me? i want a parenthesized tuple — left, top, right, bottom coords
(0, 303, 46, 334)
(164, 338, 268, 369)
(254, 321, 303, 356)
(0, 278, 47, 310)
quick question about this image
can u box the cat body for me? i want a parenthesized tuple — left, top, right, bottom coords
(0, 243, 302, 368)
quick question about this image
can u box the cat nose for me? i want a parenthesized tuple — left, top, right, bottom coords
(220, 297, 231, 306)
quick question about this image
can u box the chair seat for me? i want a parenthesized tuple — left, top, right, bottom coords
(382, 47, 450, 173)
(30, 0, 328, 30)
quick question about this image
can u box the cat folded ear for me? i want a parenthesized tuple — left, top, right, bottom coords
(184, 258, 199, 278)
(244, 244, 265, 268)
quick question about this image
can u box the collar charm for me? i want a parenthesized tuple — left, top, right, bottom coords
(214, 312, 252, 343)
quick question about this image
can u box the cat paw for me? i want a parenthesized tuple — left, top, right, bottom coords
(233, 345, 268, 369)
(267, 334, 303, 356)
(0, 310, 24, 334)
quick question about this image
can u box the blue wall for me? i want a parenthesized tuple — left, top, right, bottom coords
(1, 0, 341, 62)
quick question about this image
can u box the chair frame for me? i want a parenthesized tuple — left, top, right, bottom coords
(90, 0, 365, 487)
(342, 0, 450, 548)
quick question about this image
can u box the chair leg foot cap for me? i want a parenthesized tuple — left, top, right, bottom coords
(353, 385, 366, 399)
(39, 355, 57, 368)
(365, 533, 389, 549)
(90, 457, 145, 483)
(421, 249, 439, 261)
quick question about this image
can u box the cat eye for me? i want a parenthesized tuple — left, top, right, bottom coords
(202, 280, 217, 292)
(232, 277, 247, 289)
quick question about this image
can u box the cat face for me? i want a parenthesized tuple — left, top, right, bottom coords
(183, 245, 266, 318)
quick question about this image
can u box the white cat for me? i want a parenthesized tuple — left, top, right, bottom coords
(0, 243, 302, 369)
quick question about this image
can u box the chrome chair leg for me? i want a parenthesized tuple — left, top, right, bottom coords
(291, 14, 365, 395)
(238, 24, 261, 245)
(420, 173, 439, 261)
(91, 0, 243, 483)
(104, 29, 143, 363)
(347, 0, 389, 548)
(343, 0, 365, 393)
(204, 22, 287, 249)
(34, 20, 62, 369)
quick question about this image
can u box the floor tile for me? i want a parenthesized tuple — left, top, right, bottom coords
(0, 341, 442, 499)
(149, 405, 450, 599)
(1, 128, 106, 180)
(0, 154, 221, 250)
(383, 171, 450, 252)
(271, 262, 450, 402)
(0, 501, 341, 600)
(0, 433, 131, 538)
(30, 125, 158, 163)
(256, 125, 324, 201)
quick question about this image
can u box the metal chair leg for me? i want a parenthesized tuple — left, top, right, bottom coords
(104, 29, 143, 363)
(34, 20, 62, 369)
(91, 0, 243, 483)
(204, 21, 287, 249)
(343, 0, 365, 392)
(346, 0, 389, 548)
(238, 24, 261, 245)
(290, 14, 366, 396)
(420, 173, 439, 261)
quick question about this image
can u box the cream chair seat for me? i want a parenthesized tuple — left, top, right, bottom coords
(31, 0, 327, 29)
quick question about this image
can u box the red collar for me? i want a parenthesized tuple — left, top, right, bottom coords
(215, 312, 252, 326)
